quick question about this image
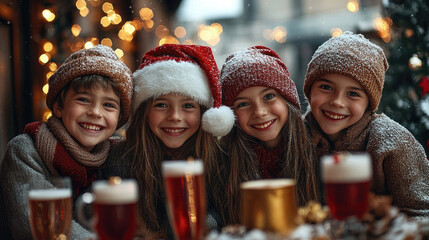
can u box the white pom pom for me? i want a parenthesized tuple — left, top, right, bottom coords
(201, 106, 235, 137)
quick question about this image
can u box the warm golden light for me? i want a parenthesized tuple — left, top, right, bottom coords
(101, 16, 111, 27)
(139, 8, 154, 20)
(42, 83, 49, 95)
(39, 53, 50, 65)
(155, 25, 170, 39)
(42, 9, 55, 22)
(347, 0, 359, 13)
(174, 26, 186, 39)
(71, 24, 82, 36)
(76, 0, 86, 10)
(142, 20, 154, 30)
(211, 23, 223, 34)
(84, 41, 94, 49)
(48, 62, 57, 72)
(111, 14, 122, 25)
(102, 2, 113, 13)
(115, 48, 124, 58)
(159, 36, 179, 45)
(331, 28, 343, 37)
(198, 24, 223, 45)
(80, 7, 89, 17)
(43, 42, 53, 52)
(43, 110, 52, 121)
(101, 38, 113, 47)
(373, 17, 391, 42)
(46, 71, 54, 80)
(273, 26, 287, 43)
(124, 21, 136, 34)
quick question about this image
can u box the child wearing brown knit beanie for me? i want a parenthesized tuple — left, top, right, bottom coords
(0, 44, 133, 239)
(303, 31, 429, 218)
(213, 46, 320, 226)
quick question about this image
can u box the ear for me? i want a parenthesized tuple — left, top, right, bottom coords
(52, 102, 63, 118)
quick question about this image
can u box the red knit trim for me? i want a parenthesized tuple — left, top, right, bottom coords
(24, 122, 44, 138)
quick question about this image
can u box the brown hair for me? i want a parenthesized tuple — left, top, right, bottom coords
(215, 101, 320, 224)
(126, 99, 223, 237)
(54, 74, 121, 121)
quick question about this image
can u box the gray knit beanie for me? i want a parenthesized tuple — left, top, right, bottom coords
(304, 31, 389, 111)
(46, 44, 133, 128)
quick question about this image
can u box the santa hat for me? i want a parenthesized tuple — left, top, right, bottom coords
(132, 44, 234, 137)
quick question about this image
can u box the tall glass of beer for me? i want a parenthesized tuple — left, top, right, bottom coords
(77, 177, 138, 240)
(321, 152, 372, 220)
(162, 160, 206, 240)
(28, 177, 72, 240)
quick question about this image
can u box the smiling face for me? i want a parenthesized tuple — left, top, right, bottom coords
(53, 84, 121, 152)
(148, 93, 201, 149)
(309, 73, 369, 142)
(232, 86, 288, 149)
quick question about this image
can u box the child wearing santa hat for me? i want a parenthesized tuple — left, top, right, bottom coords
(107, 44, 234, 239)
(216, 46, 320, 225)
(0, 44, 133, 239)
(303, 31, 429, 217)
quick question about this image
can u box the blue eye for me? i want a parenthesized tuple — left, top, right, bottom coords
(154, 103, 167, 108)
(183, 103, 196, 108)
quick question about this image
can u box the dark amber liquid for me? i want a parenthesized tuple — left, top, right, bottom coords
(325, 180, 370, 220)
(93, 202, 137, 240)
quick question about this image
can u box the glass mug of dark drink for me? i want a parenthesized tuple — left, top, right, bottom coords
(321, 152, 372, 220)
(77, 177, 138, 240)
(28, 177, 72, 240)
(240, 179, 297, 235)
(162, 160, 206, 240)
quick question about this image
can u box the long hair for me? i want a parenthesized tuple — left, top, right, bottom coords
(217, 101, 319, 225)
(126, 98, 223, 237)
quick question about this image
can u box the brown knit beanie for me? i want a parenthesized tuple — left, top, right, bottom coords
(46, 44, 133, 128)
(221, 46, 300, 109)
(304, 31, 389, 111)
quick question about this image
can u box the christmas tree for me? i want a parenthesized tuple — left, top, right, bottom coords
(379, 0, 429, 155)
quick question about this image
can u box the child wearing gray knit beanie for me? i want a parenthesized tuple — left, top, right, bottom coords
(303, 31, 429, 218)
(0, 44, 133, 239)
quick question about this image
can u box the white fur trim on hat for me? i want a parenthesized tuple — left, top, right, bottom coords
(202, 105, 235, 137)
(132, 60, 213, 113)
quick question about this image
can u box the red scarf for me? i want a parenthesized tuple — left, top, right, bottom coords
(24, 117, 110, 194)
(251, 142, 284, 178)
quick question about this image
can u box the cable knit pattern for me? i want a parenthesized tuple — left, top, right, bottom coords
(305, 111, 429, 217)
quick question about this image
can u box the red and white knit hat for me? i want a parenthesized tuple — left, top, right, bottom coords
(132, 44, 235, 137)
(220, 46, 300, 110)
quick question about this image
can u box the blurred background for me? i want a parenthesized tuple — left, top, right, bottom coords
(0, 0, 428, 157)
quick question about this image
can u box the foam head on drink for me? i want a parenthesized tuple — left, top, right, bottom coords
(161, 160, 204, 177)
(92, 179, 138, 204)
(321, 152, 372, 220)
(29, 188, 72, 200)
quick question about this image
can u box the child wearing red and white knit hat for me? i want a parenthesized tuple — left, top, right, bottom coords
(122, 44, 234, 239)
(212, 46, 320, 225)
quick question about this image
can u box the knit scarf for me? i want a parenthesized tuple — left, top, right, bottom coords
(24, 116, 110, 193)
(305, 111, 375, 160)
(251, 141, 285, 178)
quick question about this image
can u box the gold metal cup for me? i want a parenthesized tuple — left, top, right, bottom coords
(240, 179, 297, 235)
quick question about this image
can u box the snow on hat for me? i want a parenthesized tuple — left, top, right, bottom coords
(132, 44, 234, 137)
(220, 46, 300, 110)
(304, 31, 389, 111)
(46, 44, 133, 129)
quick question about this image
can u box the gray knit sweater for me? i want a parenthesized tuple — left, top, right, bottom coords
(0, 134, 95, 240)
(305, 111, 429, 217)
